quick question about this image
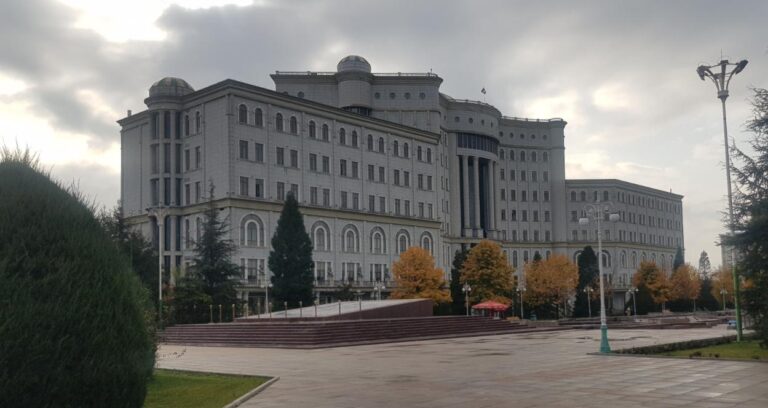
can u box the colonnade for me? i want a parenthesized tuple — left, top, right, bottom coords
(459, 154, 497, 239)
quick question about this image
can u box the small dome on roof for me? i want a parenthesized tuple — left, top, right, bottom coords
(337, 55, 371, 73)
(148, 77, 194, 98)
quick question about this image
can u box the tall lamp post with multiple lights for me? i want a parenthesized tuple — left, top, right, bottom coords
(696, 58, 748, 342)
(462, 283, 472, 316)
(583, 287, 594, 318)
(579, 202, 620, 353)
(146, 206, 167, 329)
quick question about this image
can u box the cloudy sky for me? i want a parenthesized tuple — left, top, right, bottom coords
(1, 0, 766, 267)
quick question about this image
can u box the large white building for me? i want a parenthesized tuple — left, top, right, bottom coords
(119, 56, 684, 310)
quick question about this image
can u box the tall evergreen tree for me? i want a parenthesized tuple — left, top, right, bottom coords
(269, 193, 314, 308)
(726, 87, 768, 344)
(573, 246, 598, 318)
(698, 251, 712, 278)
(192, 184, 240, 308)
(672, 246, 685, 273)
(450, 248, 469, 314)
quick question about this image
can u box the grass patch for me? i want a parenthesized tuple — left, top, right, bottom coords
(660, 340, 768, 361)
(145, 369, 269, 408)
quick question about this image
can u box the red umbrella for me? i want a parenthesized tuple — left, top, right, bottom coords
(471, 301, 509, 312)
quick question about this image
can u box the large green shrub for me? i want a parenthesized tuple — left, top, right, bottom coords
(0, 151, 156, 407)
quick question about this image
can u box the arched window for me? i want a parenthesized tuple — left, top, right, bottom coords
(370, 227, 386, 254)
(312, 222, 331, 251)
(545, 250, 552, 259)
(651, 253, 657, 264)
(543, 152, 548, 162)
(378, 137, 385, 153)
(661, 255, 667, 271)
(601, 251, 610, 268)
(393, 140, 399, 156)
(603, 191, 609, 202)
(351, 131, 358, 147)
(426, 148, 432, 163)
(238, 104, 247, 123)
(520, 151, 526, 161)
(512, 251, 518, 268)
(367, 134, 374, 150)
(184, 114, 190, 136)
(275, 113, 284, 132)
(309, 121, 316, 139)
(255, 108, 263, 127)
(641, 252, 647, 262)
(322, 124, 329, 141)
(289, 116, 298, 134)
(571, 191, 577, 201)
(580, 191, 587, 202)
(417, 146, 423, 161)
(195, 111, 201, 133)
(500, 150, 505, 160)
(510, 149, 515, 161)
(620, 251, 627, 268)
(420, 232, 433, 254)
(531, 151, 537, 162)
(240, 215, 264, 247)
(396, 230, 410, 254)
(339, 128, 346, 145)
(403, 143, 410, 158)
(342, 225, 360, 253)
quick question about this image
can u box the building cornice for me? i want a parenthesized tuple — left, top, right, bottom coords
(565, 179, 684, 200)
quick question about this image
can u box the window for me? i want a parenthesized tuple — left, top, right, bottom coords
(341, 191, 348, 209)
(603, 191, 609, 202)
(367, 134, 374, 150)
(426, 148, 432, 163)
(275, 113, 283, 132)
(543, 152, 549, 162)
(351, 131, 359, 147)
(571, 191, 577, 201)
(290, 149, 298, 168)
(543, 171, 549, 182)
(184, 114, 189, 136)
(379, 196, 386, 213)
(396, 230, 410, 254)
(310, 187, 318, 204)
(322, 156, 330, 173)
(239, 176, 249, 196)
(394, 169, 400, 185)
(342, 225, 360, 253)
(340, 159, 347, 176)
(545, 211, 551, 222)
(255, 179, 263, 198)
(403, 143, 410, 158)
(371, 228, 386, 254)
(195, 181, 201, 203)
(312, 222, 331, 251)
(339, 128, 346, 145)
(393, 140, 399, 156)
(255, 108, 263, 127)
(276, 147, 285, 166)
(378, 137, 385, 153)
(532, 151, 537, 162)
(323, 188, 330, 207)
(255, 143, 264, 162)
(368, 164, 374, 181)
(277, 182, 285, 200)
(238, 104, 247, 123)
(239, 140, 249, 160)
(150, 145, 159, 174)
(322, 124, 329, 141)
(420, 232, 433, 254)
(195, 111, 201, 133)
(310, 154, 318, 171)
(195, 147, 201, 169)
(241, 215, 264, 247)
(417, 146, 423, 161)
(520, 151, 526, 162)
(404, 171, 410, 187)
(289, 116, 298, 134)
(544, 191, 550, 201)
(309, 121, 316, 138)
(580, 191, 586, 201)
(352, 161, 359, 178)
(378, 166, 385, 183)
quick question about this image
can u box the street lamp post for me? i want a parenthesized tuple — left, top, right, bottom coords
(262, 282, 273, 318)
(584, 287, 594, 318)
(579, 202, 620, 353)
(146, 206, 166, 329)
(462, 283, 472, 316)
(516, 287, 526, 319)
(628, 287, 638, 322)
(720, 289, 728, 312)
(697, 57, 748, 341)
(373, 283, 386, 301)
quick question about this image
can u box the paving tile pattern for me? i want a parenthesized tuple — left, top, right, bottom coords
(157, 326, 768, 407)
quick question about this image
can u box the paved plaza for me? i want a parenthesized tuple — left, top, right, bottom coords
(157, 326, 768, 407)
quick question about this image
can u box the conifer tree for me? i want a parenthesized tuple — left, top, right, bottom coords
(191, 184, 240, 308)
(673, 246, 685, 273)
(573, 246, 598, 317)
(698, 251, 712, 278)
(450, 248, 469, 314)
(269, 193, 314, 308)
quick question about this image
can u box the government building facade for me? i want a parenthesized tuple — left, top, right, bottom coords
(119, 56, 684, 311)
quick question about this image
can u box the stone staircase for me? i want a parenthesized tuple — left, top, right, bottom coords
(160, 316, 566, 348)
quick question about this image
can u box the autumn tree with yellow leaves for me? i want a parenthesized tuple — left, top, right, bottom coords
(633, 261, 672, 312)
(524, 255, 578, 318)
(391, 247, 450, 305)
(710, 266, 735, 309)
(460, 240, 515, 304)
(669, 263, 701, 312)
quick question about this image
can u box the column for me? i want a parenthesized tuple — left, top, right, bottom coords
(488, 160, 496, 237)
(462, 155, 470, 235)
(473, 156, 481, 233)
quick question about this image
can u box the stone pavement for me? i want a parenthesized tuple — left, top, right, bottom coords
(157, 326, 768, 407)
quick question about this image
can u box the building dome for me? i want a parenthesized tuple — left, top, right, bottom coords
(337, 55, 371, 73)
(148, 77, 194, 98)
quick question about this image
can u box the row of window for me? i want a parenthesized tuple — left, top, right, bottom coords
(374, 91, 428, 101)
(500, 209, 551, 223)
(568, 209, 681, 231)
(502, 230, 552, 243)
(499, 189, 550, 202)
(237, 105, 434, 162)
(571, 229, 681, 248)
(498, 149, 548, 162)
(570, 189, 682, 215)
(500, 169, 549, 183)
